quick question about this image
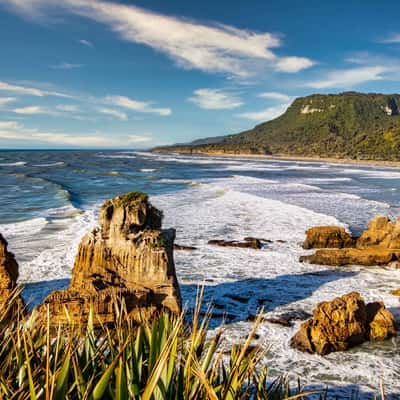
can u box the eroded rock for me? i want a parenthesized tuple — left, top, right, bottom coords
(208, 237, 262, 249)
(290, 292, 396, 355)
(0, 234, 24, 320)
(301, 215, 400, 266)
(38, 192, 181, 326)
(300, 248, 400, 266)
(303, 226, 355, 249)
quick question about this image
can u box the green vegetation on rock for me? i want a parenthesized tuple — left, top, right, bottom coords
(154, 92, 400, 161)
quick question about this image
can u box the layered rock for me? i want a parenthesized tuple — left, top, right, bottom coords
(301, 215, 400, 266)
(290, 292, 396, 355)
(357, 216, 400, 249)
(303, 226, 355, 249)
(0, 234, 23, 319)
(300, 248, 400, 266)
(38, 192, 181, 326)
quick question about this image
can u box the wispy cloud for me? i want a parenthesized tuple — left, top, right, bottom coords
(0, 97, 17, 106)
(305, 66, 386, 89)
(2, 0, 314, 77)
(0, 120, 152, 147)
(379, 34, 400, 44)
(237, 103, 289, 121)
(79, 39, 93, 47)
(50, 62, 83, 70)
(55, 104, 78, 112)
(188, 88, 243, 110)
(0, 80, 70, 97)
(258, 91, 291, 101)
(97, 107, 128, 121)
(13, 106, 55, 115)
(274, 56, 314, 73)
(104, 95, 171, 116)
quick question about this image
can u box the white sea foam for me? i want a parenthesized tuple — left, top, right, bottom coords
(32, 162, 65, 167)
(151, 177, 400, 396)
(0, 161, 26, 166)
(140, 168, 156, 172)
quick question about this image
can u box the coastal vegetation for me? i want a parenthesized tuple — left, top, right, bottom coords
(153, 92, 400, 161)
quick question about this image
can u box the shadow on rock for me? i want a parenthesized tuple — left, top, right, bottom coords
(181, 269, 358, 328)
(23, 279, 70, 310)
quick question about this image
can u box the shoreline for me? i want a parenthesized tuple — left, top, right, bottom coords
(152, 150, 400, 168)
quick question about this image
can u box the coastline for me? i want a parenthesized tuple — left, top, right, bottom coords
(152, 150, 400, 168)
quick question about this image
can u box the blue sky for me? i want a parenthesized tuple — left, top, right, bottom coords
(0, 0, 400, 148)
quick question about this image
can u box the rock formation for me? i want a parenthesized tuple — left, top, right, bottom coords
(290, 292, 396, 355)
(0, 234, 23, 320)
(38, 192, 181, 326)
(303, 226, 355, 249)
(300, 216, 400, 266)
(208, 237, 262, 249)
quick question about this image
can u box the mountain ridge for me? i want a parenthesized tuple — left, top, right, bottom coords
(153, 92, 400, 161)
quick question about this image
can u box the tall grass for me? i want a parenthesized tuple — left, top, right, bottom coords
(0, 289, 383, 399)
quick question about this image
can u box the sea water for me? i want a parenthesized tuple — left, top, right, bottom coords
(0, 150, 399, 398)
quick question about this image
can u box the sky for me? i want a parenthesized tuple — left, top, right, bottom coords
(0, 0, 400, 149)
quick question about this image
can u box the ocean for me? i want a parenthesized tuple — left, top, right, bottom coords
(1, 149, 400, 398)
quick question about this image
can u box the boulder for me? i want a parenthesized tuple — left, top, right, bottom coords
(357, 216, 395, 248)
(38, 192, 181, 326)
(300, 248, 400, 266)
(303, 226, 355, 249)
(208, 237, 262, 249)
(366, 302, 397, 341)
(290, 292, 396, 355)
(0, 234, 24, 320)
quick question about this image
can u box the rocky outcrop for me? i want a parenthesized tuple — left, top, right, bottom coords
(290, 292, 396, 355)
(357, 216, 400, 249)
(300, 248, 400, 266)
(38, 192, 181, 326)
(208, 237, 262, 249)
(301, 216, 400, 266)
(303, 226, 355, 249)
(0, 234, 23, 320)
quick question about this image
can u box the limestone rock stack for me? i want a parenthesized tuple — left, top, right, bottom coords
(300, 216, 400, 266)
(290, 292, 396, 355)
(0, 234, 23, 319)
(38, 192, 181, 326)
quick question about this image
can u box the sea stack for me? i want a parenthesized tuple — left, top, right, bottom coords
(0, 234, 24, 320)
(38, 192, 181, 326)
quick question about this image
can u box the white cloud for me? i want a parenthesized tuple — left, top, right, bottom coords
(79, 39, 93, 47)
(379, 34, 400, 44)
(0, 80, 70, 97)
(188, 88, 243, 110)
(237, 103, 289, 122)
(305, 66, 387, 89)
(51, 62, 83, 70)
(258, 91, 290, 101)
(0, 97, 17, 106)
(2, 0, 314, 77)
(275, 56, 315, 73)
(13, 106, 53, 115)
(97, 107, 128, 121)
(104, 95, 171, 116)
(0, 121, 152, 147)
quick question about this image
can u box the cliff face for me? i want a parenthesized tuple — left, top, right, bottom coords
(0, 234, 23, 319)
(153, 92, 400, 161)
(39, 192, 181, 325)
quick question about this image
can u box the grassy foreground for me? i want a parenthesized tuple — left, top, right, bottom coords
(0, 290, 384, 399)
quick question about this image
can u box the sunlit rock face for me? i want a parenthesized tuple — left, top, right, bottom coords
(290, 292, 396, 355)
(0, 234, 24, 321)
(38, 192, 181, 326)
(300, 215, 400, 266)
